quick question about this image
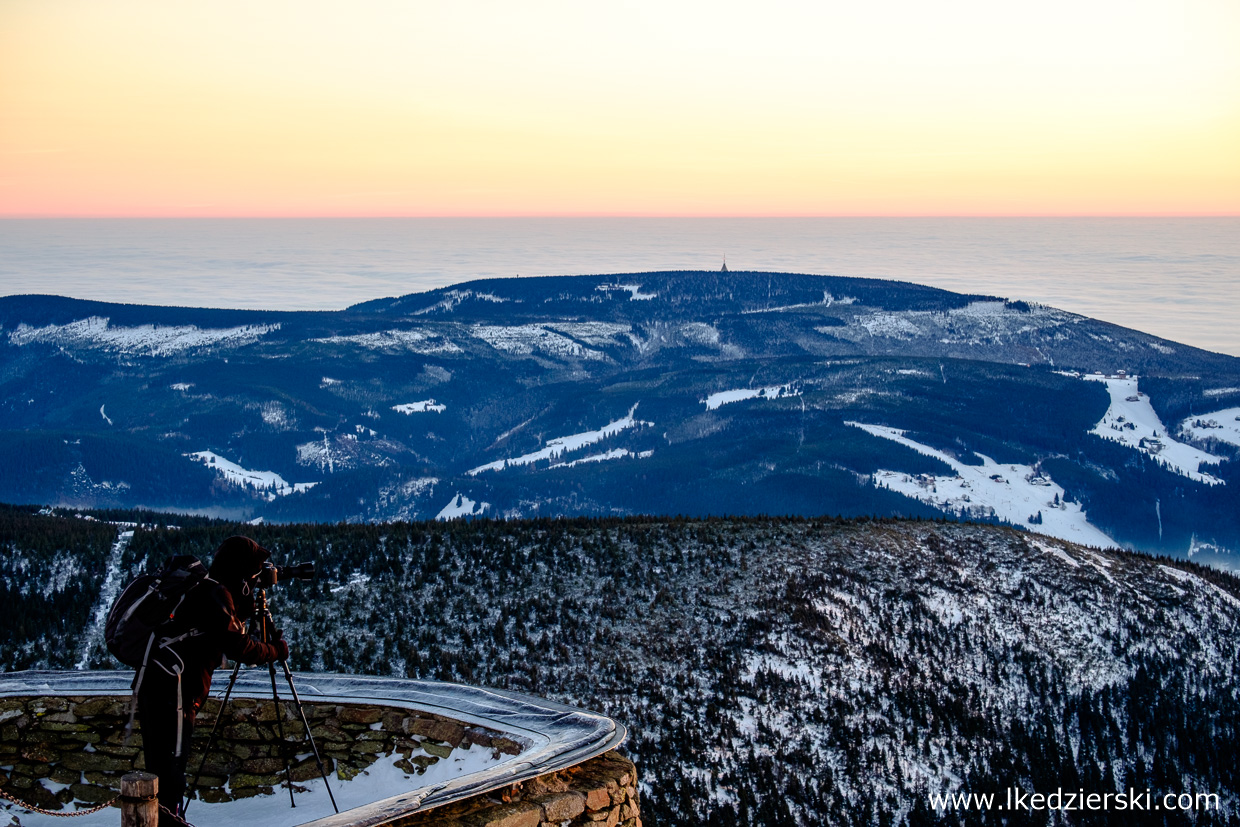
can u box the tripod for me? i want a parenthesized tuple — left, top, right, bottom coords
(184, 588, 338, 816)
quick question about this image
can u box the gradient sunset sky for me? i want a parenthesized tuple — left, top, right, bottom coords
(3, 0, 1238, 217)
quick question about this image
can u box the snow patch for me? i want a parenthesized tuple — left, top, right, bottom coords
(951, 300, 1008, 317)
(188, 452, 317, 499)
(468, 405, 651, 475)
(856, 313, 923, 339)
(848, 422, 1116, 548)
(413, 289, 510, 315)
(596, 283, 655, 300)
(1084, 375, 1224, 484)
(543, 322, 633, 346)
(437, 492, 489, 520)
(1030, 539, 1080, 568)
(393, 400, 446, 414)
(703, 384, 801, 411)
(744, 291, 856, 314)
(552, 448, 654, 468)
(8, 317, 279, 357)
(471, 324, 606, 360)
(312, 329, 462, 354)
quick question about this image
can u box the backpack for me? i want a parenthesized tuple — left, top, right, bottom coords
(105, 555, 211, 668)
(105, 554, 212, 756)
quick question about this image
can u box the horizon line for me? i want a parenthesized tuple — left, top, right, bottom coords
(3, 213, 1238, 220)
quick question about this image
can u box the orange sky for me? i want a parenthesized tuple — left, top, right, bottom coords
(2, 0, 1238, 217)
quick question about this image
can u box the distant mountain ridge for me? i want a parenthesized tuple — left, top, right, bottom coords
(2, 271, 1238, 561)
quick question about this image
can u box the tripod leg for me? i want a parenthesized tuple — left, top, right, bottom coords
(278, 660, 339, 814)
(184, 659, 243, 817)
(268, 660, 297, 809)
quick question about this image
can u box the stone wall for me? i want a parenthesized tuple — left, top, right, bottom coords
(0, 694, 528, 812)
(392, 751, 642, 827)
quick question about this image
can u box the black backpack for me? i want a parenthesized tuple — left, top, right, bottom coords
(105, 555, 213, 755)
(105, 554, 210, 669)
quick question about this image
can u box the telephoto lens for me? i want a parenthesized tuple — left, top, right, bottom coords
(276, 561, 316, 582)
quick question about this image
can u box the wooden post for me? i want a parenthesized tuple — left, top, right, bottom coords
(120, 772, 158, 827)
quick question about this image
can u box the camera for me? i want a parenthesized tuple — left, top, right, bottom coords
(257, 560, 316, 588)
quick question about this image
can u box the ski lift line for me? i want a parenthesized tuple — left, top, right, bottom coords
(0, 671, 626, 827)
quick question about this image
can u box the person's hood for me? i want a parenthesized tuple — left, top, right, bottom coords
(209, 535, 270, 585)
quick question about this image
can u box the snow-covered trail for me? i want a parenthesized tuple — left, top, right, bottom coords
(75, 528, 133, 670)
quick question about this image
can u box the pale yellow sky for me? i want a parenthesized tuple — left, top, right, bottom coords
(2, 0, 1238, 216)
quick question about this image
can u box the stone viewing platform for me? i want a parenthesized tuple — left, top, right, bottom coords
(0, 671, 638, 827)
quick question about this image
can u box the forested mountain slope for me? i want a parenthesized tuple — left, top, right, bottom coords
(6, 507, 1238, 826)
(3, 272, 1240, 558)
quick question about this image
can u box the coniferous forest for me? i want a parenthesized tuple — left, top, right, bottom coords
(2, 506, 1238, 826)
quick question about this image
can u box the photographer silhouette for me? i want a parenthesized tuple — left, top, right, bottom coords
(136, 536, 288, 825)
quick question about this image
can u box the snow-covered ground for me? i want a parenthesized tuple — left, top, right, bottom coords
(1083, 375, 1224, 485)
(702, 384, 801, 411)
(8, 317, 279, 357)
(742, 291, 855, 314)
(412, 289, 510, 315)
(4, 739, 505, 827)
(543, 322, 633, 346)
(392, 400, 446, 414)
(74, 529, 133, 670)
(188, 452, 317, 499)
(552, 448, 654, 468)
(1180, 406, 1240, 449)
(311, 329, 462, 354)
(468, 405, 651, 475)
(470, 324, 607, 360)
(595, 283, 655, 300)
(436, 492, 489, 520)
(847, 422, 1116, 548)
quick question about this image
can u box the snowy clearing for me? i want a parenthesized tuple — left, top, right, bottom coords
(552, 448, 654, 468)
(412, 289, 510, 315)
(703, 384, 801, 411)
(8, 317, 278, 357)
(543, 321, 632, 346)
(470, 324, 607, 360)
(188, 451, 317, 499)
(1180, 406, 1240, 449)
(311, 329, 462, 354)
(468, 405, 651, 475)
(847, 422, 1116, 548)
(742, 291, 855, 314)
(595, 283, 655, 300)
(436, 492, 489, 520)
(393, 400, 446, 414)
(1084, 375, 1224, 485)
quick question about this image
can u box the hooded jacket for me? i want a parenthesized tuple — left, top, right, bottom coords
(142, 536, 285, 714)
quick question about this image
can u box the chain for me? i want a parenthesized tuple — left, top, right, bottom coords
(0, 785, 119, 817)
(1, 786, 200, 826)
